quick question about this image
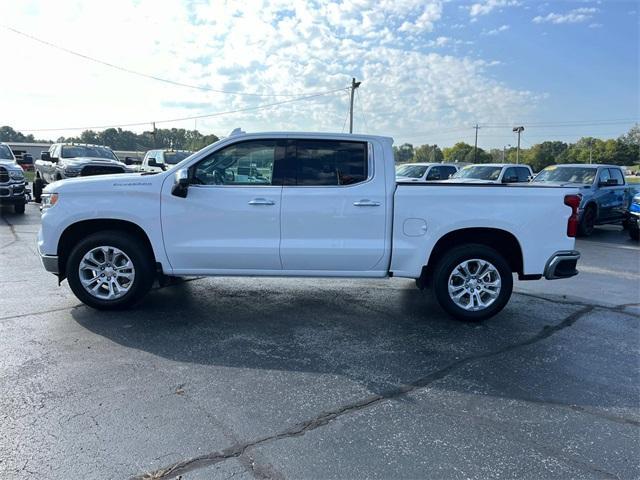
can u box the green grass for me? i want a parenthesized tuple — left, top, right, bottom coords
(24, 171, 35, 183)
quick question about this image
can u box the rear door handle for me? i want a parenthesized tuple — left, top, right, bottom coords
(353, 199, 381, 207)
(248, 198, 275, 206)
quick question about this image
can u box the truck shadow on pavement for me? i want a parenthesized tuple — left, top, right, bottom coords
(70, 277, 640, 412)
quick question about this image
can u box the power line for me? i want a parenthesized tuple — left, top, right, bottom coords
(18, 89, 348, 132)
(2, 25, 347, 98)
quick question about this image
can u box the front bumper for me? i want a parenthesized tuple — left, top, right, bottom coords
(40, 253, 59, 274)
(544, 250, 580, 280)
(0, 181, 27, 204)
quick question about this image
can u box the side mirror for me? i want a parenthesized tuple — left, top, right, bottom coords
(171, 168, 189, 198)
(124, 156, 134, 165)
(599, 179, 618, 187)
(148, 158, 166, 170)
(41, 151, 51, 161)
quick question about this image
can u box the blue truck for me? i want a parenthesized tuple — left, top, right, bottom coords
(532, 164, 631, 236)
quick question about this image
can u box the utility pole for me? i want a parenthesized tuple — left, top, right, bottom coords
(473, 124, 480, 163)
(589, 138, 593, 164)
(503, 144, 511, 162)
(151, 122, 157, 148)
(349, 77, 362, 134)
(513, 126, 524, 164)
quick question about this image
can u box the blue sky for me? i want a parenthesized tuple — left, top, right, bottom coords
(0, 0, 637, 149)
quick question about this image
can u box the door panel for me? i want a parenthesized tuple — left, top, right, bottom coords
(280, 139, 387, 272)
(162, 185, 282, 271)
(161, 139, 284, 272)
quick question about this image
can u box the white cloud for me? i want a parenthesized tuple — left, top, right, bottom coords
(483, 24, 510, 35)
(0, 0, 537, 147)
(533, 7, 598, 24)
(469, 0, 520, 17)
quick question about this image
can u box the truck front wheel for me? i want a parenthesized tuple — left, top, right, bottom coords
(432, 244, 513, 321)
(66, 231, 154, 310)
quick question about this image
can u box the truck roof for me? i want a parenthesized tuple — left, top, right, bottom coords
(227, 131, 394, 143)
(546, 163, 620, 169)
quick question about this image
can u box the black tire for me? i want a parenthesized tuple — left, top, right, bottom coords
(14, 202, 25, 214)
(33, 177, 44, 203)
(66, 230, 154, 310)
(579, 205, 596, 237)
(432, 244, 513, 322)
(630, 227, 639, 241)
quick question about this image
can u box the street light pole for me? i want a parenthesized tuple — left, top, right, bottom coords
(512, 126, 524, 164)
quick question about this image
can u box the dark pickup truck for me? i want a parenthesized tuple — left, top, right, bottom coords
(33, 143, 129, 202)
(532, 164, 631, 236)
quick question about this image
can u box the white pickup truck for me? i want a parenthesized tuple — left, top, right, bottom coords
(37, 131, 581, 321)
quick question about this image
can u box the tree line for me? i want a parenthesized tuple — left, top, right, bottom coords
(393, 125, 639, 172)
(1, 124, 638, 171)
(0, 126, 219, 153)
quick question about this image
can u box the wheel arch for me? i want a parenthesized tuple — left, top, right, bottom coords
(420, 227, 523, 285)
(57, 219, 157, 280)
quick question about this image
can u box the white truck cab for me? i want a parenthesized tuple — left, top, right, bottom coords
(396, 163, 458, 182)
(140, 149, 193, 173)
(37, 131, 581, 321)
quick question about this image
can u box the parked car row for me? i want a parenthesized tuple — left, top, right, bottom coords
(396, 161, 638, 239)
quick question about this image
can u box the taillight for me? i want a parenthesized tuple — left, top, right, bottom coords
(564, 194, 581, 237)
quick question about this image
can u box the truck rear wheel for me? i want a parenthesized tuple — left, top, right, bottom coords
(432, 244, 513, 321)
(14, 202, 25, 214)
(66, 231, 154, 310)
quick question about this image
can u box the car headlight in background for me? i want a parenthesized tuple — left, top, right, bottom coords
(64, 167, 81, 177)
(9, 170, 24, 180)
(40, 193, 59, 210)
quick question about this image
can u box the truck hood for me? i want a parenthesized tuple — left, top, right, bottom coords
(531, 181, 592, 188)
(59, 157, 126, 167)
(0, 160, 22, 171)
(441, 178, 500, 184)
(44, 172, 162, 194)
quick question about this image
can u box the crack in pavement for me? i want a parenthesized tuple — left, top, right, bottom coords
(0, 213, 19, 249)
(132, 305, 597, 480)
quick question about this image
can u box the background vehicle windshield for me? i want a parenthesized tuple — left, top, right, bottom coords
(396, 164, 428, 178)
(0, 144, 13, 160)
(533, 166, 597, 184)
(165, 151, 192, 165)
(454, 165, 502, 180)
(61, 145, 117, 160)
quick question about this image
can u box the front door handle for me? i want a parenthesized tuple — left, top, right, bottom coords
(353, 199, 381, 207)
(248, 198, 275, 206)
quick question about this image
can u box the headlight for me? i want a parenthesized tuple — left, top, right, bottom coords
(9, 170, 24, 180)
(40, 193, 59, 210)
(64, 167, 81, 176)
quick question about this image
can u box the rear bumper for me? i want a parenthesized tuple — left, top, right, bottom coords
(544, 250, 580, 280)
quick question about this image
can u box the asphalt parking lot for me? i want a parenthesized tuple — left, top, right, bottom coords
(1, 204, 639, 479)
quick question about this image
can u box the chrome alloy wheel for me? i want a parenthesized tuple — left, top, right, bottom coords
(447, 258, 501, 311)
(78, 246, 135, 300)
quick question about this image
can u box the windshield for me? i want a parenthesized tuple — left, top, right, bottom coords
(61, 145, 118, 160)
(0, 144, 14, 160)
(454, 165, 502, 181)
(533, 166, 597, 184)
(165, 151, 192, 165)
(396, 164, 428, 178)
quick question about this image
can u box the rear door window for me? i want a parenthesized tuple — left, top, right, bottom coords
(295, 140, 367, 186)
